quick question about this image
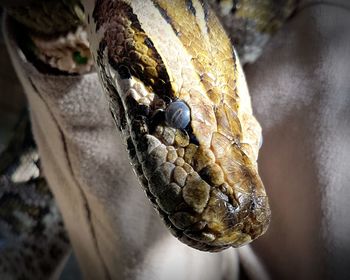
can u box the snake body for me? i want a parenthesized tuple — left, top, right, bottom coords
(0, 0, 298, 275)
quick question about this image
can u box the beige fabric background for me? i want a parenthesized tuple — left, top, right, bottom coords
(3, 1, 350, 279)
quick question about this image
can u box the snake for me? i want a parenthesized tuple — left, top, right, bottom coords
(82, 0, 297, 251)
(1, 0, 297, 276)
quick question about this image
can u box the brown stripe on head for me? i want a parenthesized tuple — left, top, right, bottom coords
(198, 0, 210, 22)
(150, 0, 238, 107)
(185, 0, 197, 16)
(148, 0, 242, 147)
(93, 0, 173, 98)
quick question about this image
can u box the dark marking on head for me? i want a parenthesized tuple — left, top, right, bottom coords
(198, 0, 210, 22)
(151, 0, 179, 36)
(186, 0, 196, 16)
(186, 125, 200, 146)
(144, 37, 154, 48)
(94, 0, 174, 99)
(127, 95, 151, 118)
(149, 110, 166, 134)
(118, 64, 131, 79)
(108, 51, 132, 79)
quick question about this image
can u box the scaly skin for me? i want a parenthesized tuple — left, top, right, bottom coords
(85, 0, 271, 251)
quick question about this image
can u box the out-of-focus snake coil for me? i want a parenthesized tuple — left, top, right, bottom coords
(0, 113, 69, 279)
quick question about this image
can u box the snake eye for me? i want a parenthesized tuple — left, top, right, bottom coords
(165, 101, 191, 129)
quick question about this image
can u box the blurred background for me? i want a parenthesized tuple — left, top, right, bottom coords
(0, 9, 26, 152)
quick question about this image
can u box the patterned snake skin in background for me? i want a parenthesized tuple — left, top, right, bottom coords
(0, 112, 70, 279)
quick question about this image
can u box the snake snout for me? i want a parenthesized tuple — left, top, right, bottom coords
(138, 122, 270, 251)
(171, 177, 271, 250)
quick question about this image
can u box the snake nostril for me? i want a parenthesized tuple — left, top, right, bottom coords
(165, 101, 191, 129)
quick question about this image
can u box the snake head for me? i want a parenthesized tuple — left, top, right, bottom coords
(88, 0, 270, 252)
